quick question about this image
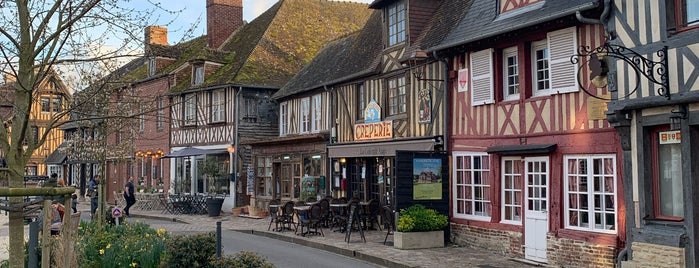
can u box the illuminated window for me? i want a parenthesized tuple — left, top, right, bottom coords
(564, 155, 617, 233)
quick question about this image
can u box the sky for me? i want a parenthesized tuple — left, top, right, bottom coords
(144, 0, 375, 44)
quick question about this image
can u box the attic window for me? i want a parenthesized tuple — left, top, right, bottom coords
(193, 65, 204, 85)
(387, 0, 406, 46)
(148, 58, 156, 77)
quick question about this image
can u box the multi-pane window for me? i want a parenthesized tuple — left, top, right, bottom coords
(256, 156, 273, 197)
(148, 58, 156, 76)
(211, 90, 225, 123)
(183, 95, 196, 126)
(564, 155, 617, 233)
(40, 97, 50, 113)
(31, 126, 39, 144)
(51, 97, 62, 113)
(531, 40, 550, 94)
(311, 94, 322, 132)
(666, 0, 699, 30)
(300, 97, 310, 133)
(193, 65, 204, 85)
(138, 106, 145, 132)
(388, 76, 406, 115)
(357, 83, 366, 120)
(279, 102, 288, 136)
(503, 47, 519, 100)
(156, 97, 164, 131)
(453, 153, 491, 220)
(387, 0, 406, 46)
(502, 158, 522, 223)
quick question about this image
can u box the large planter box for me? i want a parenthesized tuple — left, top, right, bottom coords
(394, 230, 444, 249)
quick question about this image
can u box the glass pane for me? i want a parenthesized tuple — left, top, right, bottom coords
(658, 142, 684, 217)
(570, 211, 578, 226)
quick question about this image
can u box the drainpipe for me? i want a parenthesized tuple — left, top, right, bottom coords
(234, 86, 242, 207)
(324, 84, 333, 197)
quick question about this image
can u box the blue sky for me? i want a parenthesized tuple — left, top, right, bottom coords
(141, 0, 374, 43)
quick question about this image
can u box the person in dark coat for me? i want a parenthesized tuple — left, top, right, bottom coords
(123, 176, 136, 216)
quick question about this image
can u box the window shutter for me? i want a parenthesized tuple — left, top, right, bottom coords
(548, 27, 578, 93)
(470, 49, 494, 105)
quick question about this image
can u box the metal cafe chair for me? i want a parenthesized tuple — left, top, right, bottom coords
(382, 205, 395, 245)
(267, 199, 281, 231)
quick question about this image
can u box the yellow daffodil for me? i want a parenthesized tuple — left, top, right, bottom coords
(145, 233, 150, 238)
(99, 249, 104, 255)
(157, 228, 166, 236)
(106, 244, 111, 249)
(130, 262, 137, 267)
(124, 245, 128, 249)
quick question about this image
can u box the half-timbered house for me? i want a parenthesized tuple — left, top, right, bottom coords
(166, 0, 375, 210)
(432, 0, 624, 266)
(322, 0, 464, 210)
(600, 1, 699, 267)
(245, 9, 375, 210)
(0, 70, 71, 182)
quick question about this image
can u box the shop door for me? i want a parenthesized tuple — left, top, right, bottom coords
(280, 163, 292, 199)
(524, 157, 549, 263)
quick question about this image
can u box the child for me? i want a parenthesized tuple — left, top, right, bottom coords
(71, 193, 78, 213)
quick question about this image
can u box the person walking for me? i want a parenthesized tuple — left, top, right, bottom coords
(123, 176, 136, 216)
(86, 175, 99, 220)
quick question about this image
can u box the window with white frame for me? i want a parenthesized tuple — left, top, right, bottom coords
(564, 155, 617, 233)
(453, 153, 491, 220)
(503, 47, 519, 101)
(210, 90, 225, 123)
(311, 94, 322, 132)
(300, 97, 310, 133)
(279, 102, 288, 136)
(387, 0, 406, 46)
(388, 76, 406, 115)
(148, 58, 156, 76)
(536, 27, 577, 96)
(183, 95, 196, 126)
(470, 49, 494, 106)
(138, 106, 145, 132)
(193, 65, 204, 85)
(532, 40, 550, 94)
(501, 158, 522, 224)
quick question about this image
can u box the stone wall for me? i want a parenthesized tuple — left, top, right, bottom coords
(546, 234, 617, 267)
(450, 223, 523, 258)
(620, 242, 685, 268)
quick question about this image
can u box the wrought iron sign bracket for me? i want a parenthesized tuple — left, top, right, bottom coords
(571, 40, 670, 101)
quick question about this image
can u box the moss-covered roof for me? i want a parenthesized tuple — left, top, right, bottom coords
(274, 10, 383, 99)
(207, 0, 373, 89)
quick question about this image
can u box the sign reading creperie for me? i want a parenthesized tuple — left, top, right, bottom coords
(354, 120, 393, 141)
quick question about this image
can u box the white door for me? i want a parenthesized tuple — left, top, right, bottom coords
(524, 157, 549, 263)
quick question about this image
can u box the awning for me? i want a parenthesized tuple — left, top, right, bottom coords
(44, 150, 67, 164)
(162, 147, 223, 158)
(486, 144, 557, 156)
(328, 138, 435, 158)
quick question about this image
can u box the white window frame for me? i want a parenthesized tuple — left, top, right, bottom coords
(387, 0, 406, 46)
(279, 102, 288, 136)
(501, 157, 522, 225)
(184, 95, 196, 126)
(563, 154, 617, 234)
(148, 57, 156, 76)
(211, 90, 225, 123)
(156, 97, 164, 131)
(300, 97, 310, 133)
(311, 94, 322, 133)
(531, 39, 550, 96)
(193, 65, 204, 85)
(452, 152, 491, 221)
(138, 106, 145, 132)
(534, 27, 578, 96)
(503, 47, 520, 101)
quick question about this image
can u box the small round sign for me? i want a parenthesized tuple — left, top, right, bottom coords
(112, 207, 123, 218)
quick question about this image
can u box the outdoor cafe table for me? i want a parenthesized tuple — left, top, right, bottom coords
(293, 205, 312, 236)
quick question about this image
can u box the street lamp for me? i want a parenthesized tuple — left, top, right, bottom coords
(227, 144, 236, 208)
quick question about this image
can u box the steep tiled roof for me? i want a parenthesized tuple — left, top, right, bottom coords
(274, 10, 383, 99)
(434, 0, 600, 52)
(407, 0, 473, 57)
(207, 0, 373, 89)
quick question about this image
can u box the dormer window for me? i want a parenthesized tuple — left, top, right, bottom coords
(193, 65, 204, 85)
(148, 57, 156, 77)
(387, 0, 406, 46)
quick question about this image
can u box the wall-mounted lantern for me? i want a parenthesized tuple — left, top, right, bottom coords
(670, 105, 687, 131)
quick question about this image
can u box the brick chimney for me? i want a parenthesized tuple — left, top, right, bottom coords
(206, 0, 243, 49)
(145, 26, 168, 54)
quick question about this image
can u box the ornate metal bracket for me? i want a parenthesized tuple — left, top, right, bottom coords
(571, 42, 669, 100)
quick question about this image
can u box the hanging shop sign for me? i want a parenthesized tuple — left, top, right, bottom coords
(659, 130, 681, 144)
(354, 120, 393, 140)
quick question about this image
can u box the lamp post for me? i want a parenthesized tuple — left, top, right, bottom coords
(227, 145, 236, 208)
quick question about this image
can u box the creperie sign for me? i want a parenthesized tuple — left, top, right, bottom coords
(354, 121, 393, 140)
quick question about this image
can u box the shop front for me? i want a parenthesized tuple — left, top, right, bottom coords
(327, 137, 439, 208)
(247, 134, 328, 210)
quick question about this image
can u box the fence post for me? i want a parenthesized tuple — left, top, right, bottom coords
(28, 221, 39, 268)
(216, 221, 222, 258)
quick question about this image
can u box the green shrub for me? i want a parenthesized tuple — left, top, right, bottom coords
(163, 232, 216, 268)
(396, 204, 448, 232)
(209, 251, 276, 268)
(77, 221, 168, 268)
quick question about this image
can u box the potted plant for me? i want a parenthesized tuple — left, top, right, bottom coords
(200, 158, 225, 217)
(394, 204, 448, 249)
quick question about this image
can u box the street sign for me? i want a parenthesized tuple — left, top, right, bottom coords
(112, 207, 123, 218)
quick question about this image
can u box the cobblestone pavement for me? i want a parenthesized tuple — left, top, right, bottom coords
(85, 201, 539, 268)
